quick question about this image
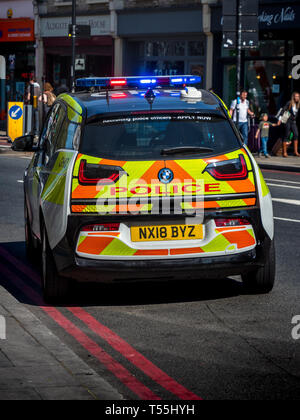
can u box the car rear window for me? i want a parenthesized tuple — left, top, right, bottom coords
(80, 113, 241, 160)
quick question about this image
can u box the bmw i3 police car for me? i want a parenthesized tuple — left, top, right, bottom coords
(15, 76, 275, 302)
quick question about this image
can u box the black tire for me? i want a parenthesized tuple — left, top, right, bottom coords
(42, 225, 70, 303)
(242, 240, 276, 294)
(25, 203, 38, 263)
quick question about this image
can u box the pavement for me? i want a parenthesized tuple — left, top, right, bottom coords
(1, 130, 300, 172)
(0, 278, 123, 400)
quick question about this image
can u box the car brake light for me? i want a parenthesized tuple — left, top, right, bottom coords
(204, 155, 248, 180)
(110, 79, 127, 86)
(81, 223, 120, 232)
(215, 218, 250, 227)
(78, 160, 125, 185)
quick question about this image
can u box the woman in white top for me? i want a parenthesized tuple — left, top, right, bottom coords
(278, 92, 300, 157)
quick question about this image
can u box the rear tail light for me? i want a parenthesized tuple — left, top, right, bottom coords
(215, 218, 250, 227)
(204, 154, 248, 180)
(110, 79, 127, 86)
(78, 160, 126, 185)
(81, 223, 120, 232)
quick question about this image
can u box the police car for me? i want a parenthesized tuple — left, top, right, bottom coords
(13, 76, 275, 302)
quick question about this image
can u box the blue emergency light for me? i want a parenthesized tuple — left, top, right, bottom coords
(75, 75, 201, 89)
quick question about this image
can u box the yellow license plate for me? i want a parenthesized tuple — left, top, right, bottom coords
(131, 224, 203, 242)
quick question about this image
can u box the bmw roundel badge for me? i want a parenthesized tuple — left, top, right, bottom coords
(158, 168, 174, 184)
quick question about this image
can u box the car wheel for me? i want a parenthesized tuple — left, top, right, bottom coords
(25, 203, 38, 262)
(42, 224, 70, 303)
(242, 240, 276, 294)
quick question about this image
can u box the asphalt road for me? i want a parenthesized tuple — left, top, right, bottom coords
(0, 154, 300, 400)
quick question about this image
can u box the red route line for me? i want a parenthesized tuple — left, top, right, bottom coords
(0, 259, 160, 400)
(0, 246, 202, 400)
(67, 307, 201, 400)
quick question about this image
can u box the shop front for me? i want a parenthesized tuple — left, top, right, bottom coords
(40, 15, 113, 92)
(118, 8, 206, 88)
(211, 1, 300, 116)
(0, 18, 35, 104)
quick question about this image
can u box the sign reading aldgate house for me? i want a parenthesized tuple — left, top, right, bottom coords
(40, 15, 110, 37)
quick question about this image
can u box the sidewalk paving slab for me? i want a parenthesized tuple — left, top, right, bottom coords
(0, 285, 123, 400)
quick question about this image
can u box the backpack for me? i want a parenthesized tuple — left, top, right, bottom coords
(45, 91, 56, 106)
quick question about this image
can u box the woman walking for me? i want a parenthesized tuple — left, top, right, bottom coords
(39, 82, 56, 118)
(278, 92, 300, 157)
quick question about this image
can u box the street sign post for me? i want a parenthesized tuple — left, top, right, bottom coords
(222, 0, 259, 127)
(8, 102, 24, 142)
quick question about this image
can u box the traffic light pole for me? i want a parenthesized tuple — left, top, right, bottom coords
(236, 0, 242, 127)
(71, 0, 76, 93)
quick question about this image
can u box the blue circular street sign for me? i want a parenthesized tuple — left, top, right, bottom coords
(9, 105, 23, 120)
(158, 168, 174, 184)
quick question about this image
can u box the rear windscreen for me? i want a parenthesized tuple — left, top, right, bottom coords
(80, 114, 241, 160)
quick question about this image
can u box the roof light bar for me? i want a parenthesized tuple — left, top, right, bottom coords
(76, 75, 201, 89)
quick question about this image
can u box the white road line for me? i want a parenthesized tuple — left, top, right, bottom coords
(274, 217, 300, 224)
(272, 198, 300, 206)
(17, 180, 24, 183)
(265, 178, 300, 185)
(267, 183, 300, 190)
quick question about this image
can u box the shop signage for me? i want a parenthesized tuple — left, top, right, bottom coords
(212, 4, 300, 32)
(0, 18, 34, 42)
(40, 16, 110, 38)
(258, 6, 296, 27)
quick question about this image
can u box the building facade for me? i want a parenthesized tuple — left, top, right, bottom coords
(36, 0, 112, 92)
(35, 0, 217, 91)
(211, 0, 300, 116)
(0, 0, 35, 110)
(113, 0, 215, 89)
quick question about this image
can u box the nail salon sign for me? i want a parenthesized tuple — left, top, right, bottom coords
(258, 7, 296, 28)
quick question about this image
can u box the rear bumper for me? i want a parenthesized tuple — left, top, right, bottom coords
(58, 245, 269, 283)
(53, 208, 271, 284)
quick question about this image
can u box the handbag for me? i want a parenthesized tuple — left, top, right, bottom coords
(281, 111, 290, 124)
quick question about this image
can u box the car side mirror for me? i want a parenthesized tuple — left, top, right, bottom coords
(11, 135, 34, 152)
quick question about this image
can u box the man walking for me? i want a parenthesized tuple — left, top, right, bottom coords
(27, 76, 41, 138)
(230, 90, 255, 145)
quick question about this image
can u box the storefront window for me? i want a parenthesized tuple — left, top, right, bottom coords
(245, 59, 285, 115)
(188, 40, 205, 56)
(145, 60, 185, 76)
(246, 40, 285, 58)
(140, 39, 206, 79)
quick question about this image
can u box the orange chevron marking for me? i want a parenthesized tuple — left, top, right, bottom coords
(72, 185, 107, 199)
(136, 161, 165, 185)
(221, 230, 255, 249)
(134, 249, 168, 256)
(243, 198, 256, 206)
(170, 247, 204, 255)
(77, 237, 114, 255)
(167, 160, 197, 184)
(227, 178, 255, 194)
(72, 205, 88, 213)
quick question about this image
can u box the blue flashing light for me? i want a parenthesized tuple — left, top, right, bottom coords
(76, 75, 202, 89)
(171, 77, 184, 84)
(139, 78, 157, 85)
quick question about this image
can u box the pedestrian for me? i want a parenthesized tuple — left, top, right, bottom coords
(255, 113, 277, 158)
(27, 76, 41, 137)
(39, 82, 56, 116)
(230, 90, 255, 145)
(278, 92, 300, 157)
